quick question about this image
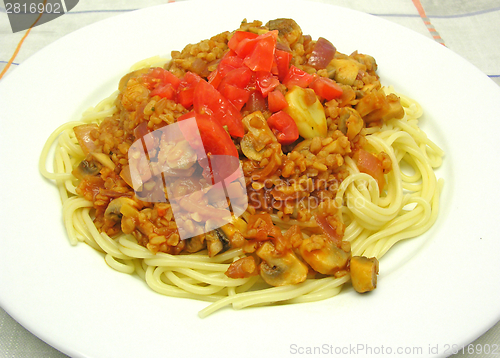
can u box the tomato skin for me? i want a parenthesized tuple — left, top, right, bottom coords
(177, 111, 238, 158)
(177, 71, 202, 108)
(267, 111, 299, 145)
(282, 65, 315, 89)
(193, 80, 245, 138)
(309, 76, 343, 101)
(267, 89, 288, 113)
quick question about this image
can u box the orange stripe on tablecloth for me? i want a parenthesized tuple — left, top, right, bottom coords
(412, 0, 427, 18)
(411, 0, 446, 46)
(0, 0, 48, 80)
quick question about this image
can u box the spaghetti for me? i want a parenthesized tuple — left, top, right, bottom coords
(39, 19, 443, 318)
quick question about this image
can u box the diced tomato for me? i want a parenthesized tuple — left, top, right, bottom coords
(354, 149, 386, 192)
(219, 83, 250, 111)
(255, 71, 280, 97)
(274, 49, 292, 82)
(217, 67, 253, 110)
(219, 52, 245, 72)
(177, 71, 202, 108)
(219, 66, 253, 90)
(177, 111, 238, 158)
(208, 52, 245, 88)
(267, 111, 299, 145)
(140, 67, 182, 100)
(193, 80, 245, 138)
(228, 31, 259, 57)
(207, 67, 223, 89)
(267, 89, 288, 113)
(150, 83, 176, 100)
(309, 76, 343, 101)
(282, 65, 315, 89)
(229, 30, 278, 73)
(142, 67, 181, 91)
(242, 31, 278, 72)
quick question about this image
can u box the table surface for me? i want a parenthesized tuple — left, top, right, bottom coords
(1, 0, 499, 357)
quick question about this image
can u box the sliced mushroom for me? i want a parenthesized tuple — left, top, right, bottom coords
(350, 256, 379, 293)
(104, 197, 139, 223)
(350, 52, 377, 73)
(205, 229, 231, 257)
(240, 111, 277, 161)
(299, 235, 351, 276)
(91, 152, 116, 171)
(256, 241, 308, 286)
(220, 220, 247, 248)
(184, 234, 206, 253)
(72, 157, 101, 180)
(328, 58, 361, 86)
(284, 86, 327, 138)
(355, 89, 404, 124)
(338, 107, 364, 141)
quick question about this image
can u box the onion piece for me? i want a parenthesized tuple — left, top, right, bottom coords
(276, 41, 292, 53)
(133, 121, 150, 139)
(313, 213, 342, 246)
(74, 124, 99, 155)
(307, 37, 336, 70)
(244, 91, 267, 113)
(120, 165, 134, 187)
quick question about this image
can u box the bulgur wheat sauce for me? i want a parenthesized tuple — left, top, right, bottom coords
(40, 18, 443, 318)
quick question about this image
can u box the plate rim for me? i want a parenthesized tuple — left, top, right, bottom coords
(1, 1, 500, 357)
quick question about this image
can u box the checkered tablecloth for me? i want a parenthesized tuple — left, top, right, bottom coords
(1, 1, 499, 357)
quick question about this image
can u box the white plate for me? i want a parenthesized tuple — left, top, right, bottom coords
(1, 1, 499, 357)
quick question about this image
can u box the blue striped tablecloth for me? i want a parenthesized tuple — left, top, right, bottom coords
(1, 1, 499, 357)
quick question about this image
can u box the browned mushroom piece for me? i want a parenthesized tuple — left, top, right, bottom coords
(205, 229, 230, 257)
(338, 107, 364, 141)
(256, 241, 308, 286)
(72, 157, 101, 180)
(266, 18, 302, 47)
(350, 256, 379, 293)
(298, 235, 351, 276)
(104, 197, 139, 223)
